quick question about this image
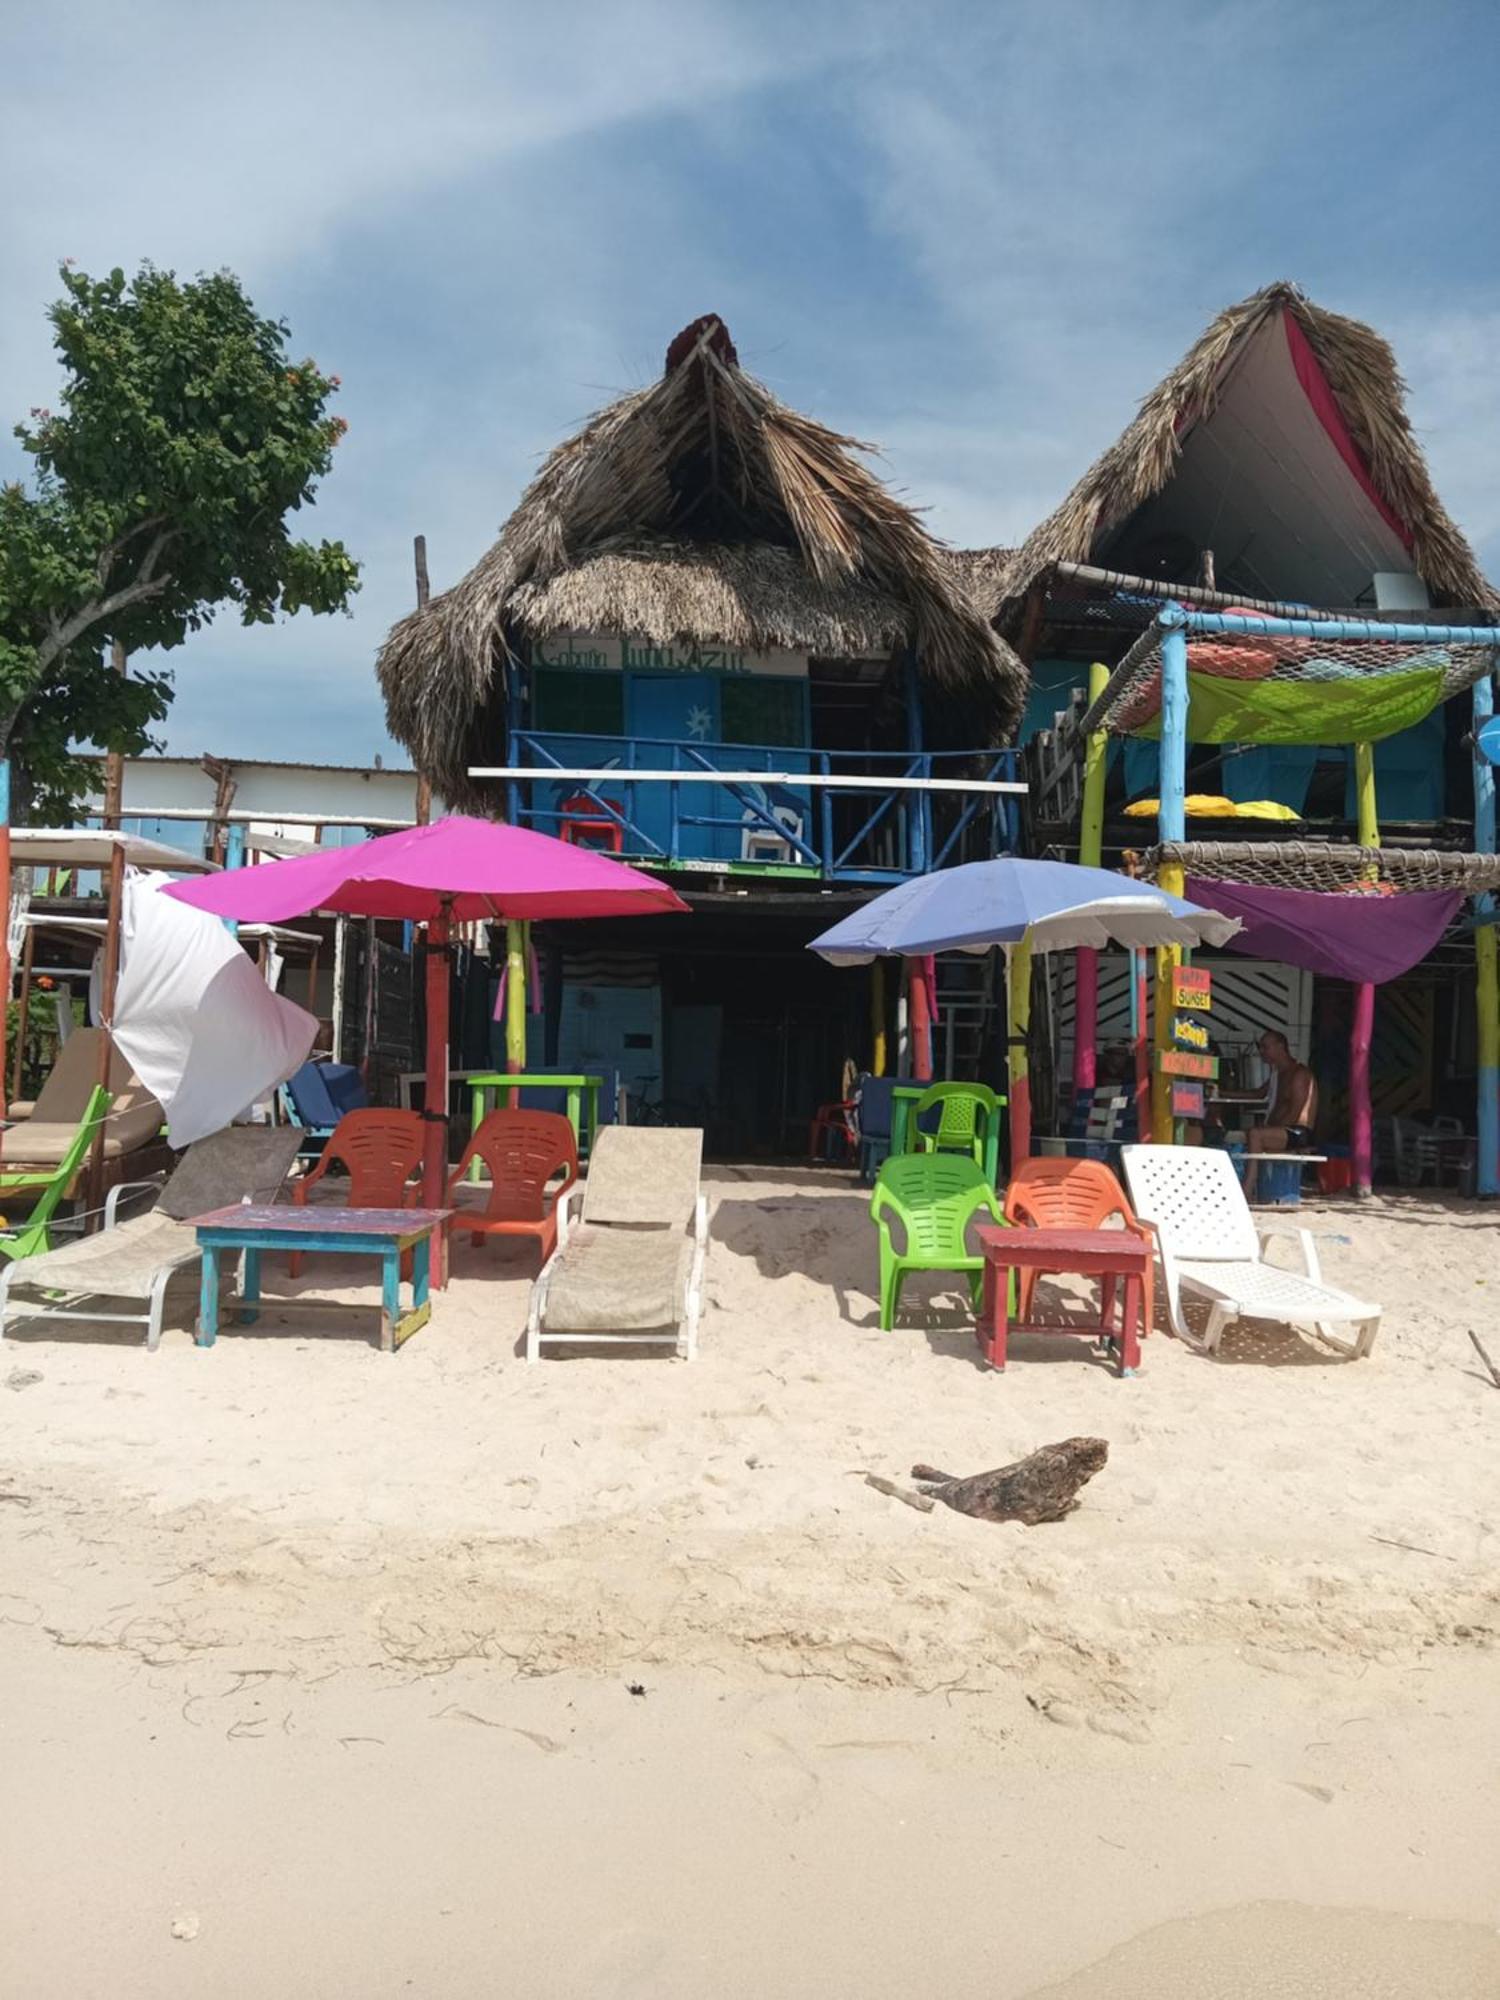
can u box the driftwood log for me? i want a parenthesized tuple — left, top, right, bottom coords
(911, 1438, 1108, 1524)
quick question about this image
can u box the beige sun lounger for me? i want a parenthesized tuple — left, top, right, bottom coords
(526, 1126, 707, 1360)
(0, 1125, 303, 1350)
(5, 1027, 164, 1167)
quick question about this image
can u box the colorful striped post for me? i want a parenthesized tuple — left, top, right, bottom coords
(505, 918, 527, 1106)
(909, 955, 935, 1082)
(1351, 742, 1379, 1197)
(1152, 611, 1189, 1141)
(1473, 677, 1499, 1196)
(1007, 933, 1033, 1174)
(1073, 661, 1110, 1097)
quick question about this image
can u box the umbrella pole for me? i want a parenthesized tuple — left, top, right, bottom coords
(423, 906, 451, 1281)
(1006, 936, 1033, 1175)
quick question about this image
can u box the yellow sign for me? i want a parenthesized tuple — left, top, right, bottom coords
(1172, 968, 1212, 1011)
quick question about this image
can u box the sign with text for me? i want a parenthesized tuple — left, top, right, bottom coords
(1158, 1049, 1220, 1080)
(531, 631, 808, 677)
(1171, 1014, 1211, 1052)
(1171, 1081, 1205, 1119)
(1172, 967, 1212, 1012)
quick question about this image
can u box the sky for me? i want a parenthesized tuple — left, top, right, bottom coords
(3, 0, 1498, 769)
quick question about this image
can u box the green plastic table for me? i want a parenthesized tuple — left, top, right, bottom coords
(890, 1085, 1003, 1189)
(464, 1072, 604, 1182)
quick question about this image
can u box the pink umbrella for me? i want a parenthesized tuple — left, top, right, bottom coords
(165, 816, 688, 1215)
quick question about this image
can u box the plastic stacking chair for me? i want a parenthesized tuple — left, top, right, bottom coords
(869, 1152, 1004, 1331)
(446, 1110, 579, 1265)
(0, 1085, 113, 1262)
(1005, 1156, 1157, 1334)
(289, 1108, 424, 1276)
(912, 1082, 1002, 1168)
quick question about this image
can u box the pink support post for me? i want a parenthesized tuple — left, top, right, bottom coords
(910, 956, 935, 1083)
(1073, 948, 1098, 1094)
(1133, 952, 1151, 1142)
(1351, 981, 1375, 1197)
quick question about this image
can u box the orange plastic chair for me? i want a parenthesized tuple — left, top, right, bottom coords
(290, 1108, 425, 1276)
(445, 1109, 579, 1265)
(1003, 1157, 1157, 1334)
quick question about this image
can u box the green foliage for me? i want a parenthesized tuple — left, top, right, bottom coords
(0, 261, 360, 814)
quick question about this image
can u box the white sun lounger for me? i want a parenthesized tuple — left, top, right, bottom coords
(527, 1126, 707, 1360)
(1121, 1144, 1381, 1358)
(0, 1126, 303, 1350)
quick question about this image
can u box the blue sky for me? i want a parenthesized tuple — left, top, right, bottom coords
(3, 0, 1498, 767)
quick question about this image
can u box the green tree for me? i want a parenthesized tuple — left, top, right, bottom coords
(0, 262, 359, 819)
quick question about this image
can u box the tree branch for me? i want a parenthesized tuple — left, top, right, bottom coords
(38, 527, 175, 678)
(93, 513, 169, 593)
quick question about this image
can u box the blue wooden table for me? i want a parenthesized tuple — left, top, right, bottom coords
(191, 1205, 451, 1353)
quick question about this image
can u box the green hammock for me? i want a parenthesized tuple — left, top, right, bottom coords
(1138, 665, 1445, 746)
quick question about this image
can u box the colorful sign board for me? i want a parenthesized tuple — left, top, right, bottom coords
(1159, 1049, 1220, 1080)
(1171, 1014, 1211, 1052)
(1172, 967, 1212, 1011)
(1171, 1082, 1205, 1119)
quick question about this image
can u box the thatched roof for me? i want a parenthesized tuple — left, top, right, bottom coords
(379, 316, 1025, 809)
(986, 281, 1494, 629)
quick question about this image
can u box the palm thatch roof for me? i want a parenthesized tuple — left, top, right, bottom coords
(982, 281, 1494, 630)
(378, 316, 1024, 809)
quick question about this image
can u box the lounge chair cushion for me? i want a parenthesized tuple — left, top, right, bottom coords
(543, 1224, 693, 1332)
(3, 1098, 164, 1166)
(5, 1212, 199, 1296)
(580, 1127, 703, 1227)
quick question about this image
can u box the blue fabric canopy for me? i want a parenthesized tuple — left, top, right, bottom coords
(808, 858, 1241, 964)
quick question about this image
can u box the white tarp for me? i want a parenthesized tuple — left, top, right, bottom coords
(111, 871, 317, 1146)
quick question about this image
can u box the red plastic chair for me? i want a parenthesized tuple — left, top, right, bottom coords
(559, 792, 625, 853)
(290, 1108, 425, 1276)
(445, 1109, 579, 1265)
(808, 1099, 857, 1163)
(1004, 1157, 1156, 1334)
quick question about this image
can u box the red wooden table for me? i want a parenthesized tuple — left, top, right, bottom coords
(974, 1224, 1150, 1376)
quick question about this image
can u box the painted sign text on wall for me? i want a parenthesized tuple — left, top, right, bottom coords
(531, 631, 808, 678)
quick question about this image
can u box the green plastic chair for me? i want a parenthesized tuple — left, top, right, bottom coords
(869, 1151, 1005, 1331)
(911, 1082, 1002, 1171)
(0, 1084, 114, 1262)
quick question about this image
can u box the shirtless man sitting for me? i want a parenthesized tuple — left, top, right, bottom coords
(1246, 1030, 1318, 1155)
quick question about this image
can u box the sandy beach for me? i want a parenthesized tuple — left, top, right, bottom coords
(2, 1168, 1498, 1995)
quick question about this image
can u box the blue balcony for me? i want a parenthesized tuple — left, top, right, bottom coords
(496, 732, 1024, 882)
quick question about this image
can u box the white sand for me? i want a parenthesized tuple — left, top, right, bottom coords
(1, 1169, 1497, 1995)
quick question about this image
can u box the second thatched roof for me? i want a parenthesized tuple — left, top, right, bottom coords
(377, 317, 1024, 809)
(976, 281, 1494, 630)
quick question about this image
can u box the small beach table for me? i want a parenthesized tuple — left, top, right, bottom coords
(464, 1072, 604, 1181)
(191, 1205, 450, 1352)
(974, 1224, 1149, 1376)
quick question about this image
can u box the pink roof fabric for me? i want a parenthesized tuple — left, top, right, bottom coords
(162, 815, 690, 924)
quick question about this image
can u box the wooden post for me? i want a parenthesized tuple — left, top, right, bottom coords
(1073, 661, 1110, 1097)
(413, 535, 434, 826)
(909, 955, 934, 1082)
(10, 918, 35, 1104)
(1007, 934, 1034, 1174)
(305, 945, 320, 1016)
(1474, 678, 1499, 1196)
(505, 918, 527, 1104)
(102, 640, 127, 829)
(1152, 613, 1189, 1141)
(1352, 740, 1379, 1197)
(85, 840, 126, 1224)
(422, 905, 451, 1282)
(1131, 949, 1151, 1141)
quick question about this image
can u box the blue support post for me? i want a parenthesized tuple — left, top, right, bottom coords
(1152, 608, 1189, 1142)
(903, 657, 928, 876)
(221, 822, 245, 938)
(1474, 676, 1499, 1196)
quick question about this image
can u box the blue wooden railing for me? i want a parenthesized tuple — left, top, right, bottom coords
(504, 731, 1022, 881)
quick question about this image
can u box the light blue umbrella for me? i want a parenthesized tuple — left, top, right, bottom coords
(808, 858, 1240, 1174)
(807, 858, 1241, 963)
